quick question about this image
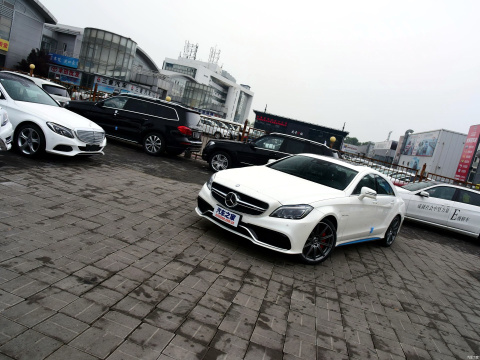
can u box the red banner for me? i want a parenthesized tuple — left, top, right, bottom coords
(454, 125, 480, 182)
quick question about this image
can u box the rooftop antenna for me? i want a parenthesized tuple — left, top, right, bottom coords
(183, 41, 198, 60)
(208, 46, 221, 64)
(387, 131, 392, 141)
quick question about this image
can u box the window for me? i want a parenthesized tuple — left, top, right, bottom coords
(283, 139, 308, 154)
(456, 189, 480, 207)
(376, 176, 395, 195)
(255, 136, 284, 151)
(425, 186, 456, 201)
(353, 174, 376, 195)
(104, 97, 128, 110)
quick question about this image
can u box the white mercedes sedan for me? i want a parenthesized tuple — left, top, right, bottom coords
(0, 71, 106, 157)
(397, 181, 480, 239)
(196, 154, 406, 264)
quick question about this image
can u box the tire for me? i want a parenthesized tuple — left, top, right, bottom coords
(381, 216, 401, 247)
(143, 133, 165, 156)
(209, 151, 232, 172)
(15, 123, 46, 157)
(214, 132, 221, 139)
(299, 219, 336, 265)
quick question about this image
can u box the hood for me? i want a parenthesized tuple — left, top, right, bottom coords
(215, 166, 345, 205)
(17, 102, 103, 131)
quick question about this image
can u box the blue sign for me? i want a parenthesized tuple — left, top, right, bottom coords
(48, 53, 79, 69)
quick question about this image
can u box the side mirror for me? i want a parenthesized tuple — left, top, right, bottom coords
(417, 191, 429, 198)
(358, 186, 377, 200)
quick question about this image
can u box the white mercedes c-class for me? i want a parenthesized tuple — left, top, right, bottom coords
(196, 154, 406, 264)
(0, 71, 106, 157)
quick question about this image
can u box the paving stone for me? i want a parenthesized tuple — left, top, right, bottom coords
(93, 311, 141, 338)
(162, 334, 207, 360)
(33, 313, 89, 343)
(112, 295, 155, 319)
(209, 330, 249, 358)
(176, 319, 217, 346)
(128, 322, 174, 350)
(218, 304, 257, 340)
(144, 308, 184, 332)
(60, 297, 108, 324)
(0, 275, 49, 298)
(28, 287, 79, 311)
(105, 340, 161, 360)
(44, 345, 99, 360)
(0, 329, 62, 360)
(1, 301, 55, 327)
(100, 274, 140, 295)
(0, 315, 27, 346)
(69, 327, 123, 359)
(82, 285, 124, 307)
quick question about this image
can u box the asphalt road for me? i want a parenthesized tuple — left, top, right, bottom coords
(1, 140, 479, 258)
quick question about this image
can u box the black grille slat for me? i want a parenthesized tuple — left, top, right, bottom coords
(211, 182, 269, 215)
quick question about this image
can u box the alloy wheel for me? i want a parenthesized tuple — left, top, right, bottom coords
(18, 127, 42, 155)
(302, 221, 336, 263)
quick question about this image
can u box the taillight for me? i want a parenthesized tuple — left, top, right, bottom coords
(178, 126, 193, 136)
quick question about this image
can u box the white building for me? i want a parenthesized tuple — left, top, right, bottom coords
(396, 129, 466, 178)
(162, 56, 253, 123)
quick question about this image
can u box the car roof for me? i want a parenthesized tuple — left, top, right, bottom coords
(114, 93, 201, 113)
(262, 132, 331, 147)
(295, 153, 375, 173)
(0, 71, 67, 89)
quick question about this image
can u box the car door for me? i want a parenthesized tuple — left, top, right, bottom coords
(340, 174, 379, 242)
(86, 96, 128, 135)
(373, 175, 398, 235)
(405, 185, 456, 226)
(238, 135, 287, 165)
(114, 98, 153, 142)
(447, 189, 480, 236)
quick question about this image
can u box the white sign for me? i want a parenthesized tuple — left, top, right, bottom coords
(342, 143, 359, 153)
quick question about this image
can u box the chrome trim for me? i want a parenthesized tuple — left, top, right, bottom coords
(211, 187, 267, 212)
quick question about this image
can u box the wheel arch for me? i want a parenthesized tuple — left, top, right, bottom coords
(13, 119, 46, 138)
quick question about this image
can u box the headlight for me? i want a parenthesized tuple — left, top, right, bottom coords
(270, 205, 313, 219)
(1, 111, 8, 126)
(46, 122, 74, 138)
(206, 173, 216, 190)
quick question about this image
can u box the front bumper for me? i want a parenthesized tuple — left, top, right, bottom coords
(44, 129, 107, 156)
(0, 122, 13, 151)
(196, 184, 320, 255)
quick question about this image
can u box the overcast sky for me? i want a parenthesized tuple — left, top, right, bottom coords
(40, 0, 480, 143)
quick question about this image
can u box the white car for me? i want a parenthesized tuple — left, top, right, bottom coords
(0, 107, 13, 151)
(397, 181, 480, 239)
(1, 71, 71, 106)
(196, 154, 405, 264)
(0, 72, 106, 157)
(199, 118, 230, 139)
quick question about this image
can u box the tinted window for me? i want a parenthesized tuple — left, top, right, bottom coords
(42, 84, 69, 97)
(376, 175, 395, 195)
(456, 189, 480, 207)
(425, 186, 456, 201)
(309, 143, 333, 156)
(0, 77, 59, 106)
(104, 97, 128, 109)
(283, 139, 308, 154)
(353, 174, 376, 195)
(255, 136, 284, 151)
(124, 99, 178, 120)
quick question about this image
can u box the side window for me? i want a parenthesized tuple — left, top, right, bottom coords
(124, 99, 149, 114)
(353, 174, 376, 195)
(254, 136, 284, 151)
(425, 186, 456, 201)
(456, 189, 480, 207)
(104, 97, 128, 110)
(376, 175, 395, 195)
(282, 139, 308, 154)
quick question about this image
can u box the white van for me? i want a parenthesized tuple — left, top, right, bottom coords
(1, 71, 71, 106)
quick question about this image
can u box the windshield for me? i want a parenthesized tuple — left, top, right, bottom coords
(268, 155, 358, 190)
(402, 180, 440, 191)
(0, 76, 59, 106)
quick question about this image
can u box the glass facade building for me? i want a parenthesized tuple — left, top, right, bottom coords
(78, 28, 136, 81)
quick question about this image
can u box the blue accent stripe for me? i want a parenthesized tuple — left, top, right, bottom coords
(337, 237, 381, 247)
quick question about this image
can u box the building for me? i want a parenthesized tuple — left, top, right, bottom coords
(1, 0, 56, 69)
(161, 56, 253, 123)
(395, 129, 466, 178)
(253, 110, 348, 151)
(371, 140, 398, 163)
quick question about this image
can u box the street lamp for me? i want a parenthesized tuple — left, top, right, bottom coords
(330, 136, 336, 148)
(29, 64, 35, 77)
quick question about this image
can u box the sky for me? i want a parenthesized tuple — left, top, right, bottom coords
(40, 0, 480, 143)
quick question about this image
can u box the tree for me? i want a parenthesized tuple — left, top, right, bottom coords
(344, 136, 360, 146)
(14, 48, 50, 77)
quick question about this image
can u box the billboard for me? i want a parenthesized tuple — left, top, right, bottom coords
(402, 131, 439, 157)
(342, 143, 359, 154)
(48, 53, 79, 69)
(94, 76, 158, 97)
(49, 66, 81, 86)
(0, 38, 9, 51)
(454, 125, 480, 182)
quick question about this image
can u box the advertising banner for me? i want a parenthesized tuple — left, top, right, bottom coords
(48, 53, 79, 69)
(342, 143, 359, 154)
(402, 131, 439, 157)
(49, 66, 81, 86)
(0, 38, 9, 51)
(94, 76, 157, 97)
(454, 125, 480, 182)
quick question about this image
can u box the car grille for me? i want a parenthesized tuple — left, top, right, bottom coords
(76, 130, 105, 144)
(211, 182, 269, 215)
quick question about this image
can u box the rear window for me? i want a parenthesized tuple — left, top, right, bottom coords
(124, 99, 178, 120)
(42, 84, 69, 97)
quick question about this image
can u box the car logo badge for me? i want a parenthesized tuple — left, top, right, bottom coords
(225, 192, 239, 208)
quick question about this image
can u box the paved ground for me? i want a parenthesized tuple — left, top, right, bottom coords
(0, 145, 479, 360)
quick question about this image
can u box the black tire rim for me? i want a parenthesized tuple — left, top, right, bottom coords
(211, 153, 229, 171)
(144, 135, 162, 154)
(18, 127, 41, 155)
(385, 217, 400, 245)
(302, 221, 335, 262)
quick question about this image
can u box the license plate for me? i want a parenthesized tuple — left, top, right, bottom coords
(85, 144, 100, 151)
(213, 205, 240, 227)
(193, 132, 201, 139)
